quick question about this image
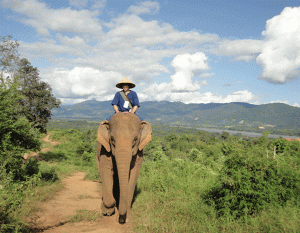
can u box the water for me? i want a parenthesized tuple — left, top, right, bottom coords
(196, 127, 299, 139)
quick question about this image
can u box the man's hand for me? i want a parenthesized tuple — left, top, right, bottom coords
(131, 106, 138, 114)
(113, 105, 119, 113)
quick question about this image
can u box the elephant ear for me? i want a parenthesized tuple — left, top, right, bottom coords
(97, 120, 111, 152)
(139, 121, 152, 151)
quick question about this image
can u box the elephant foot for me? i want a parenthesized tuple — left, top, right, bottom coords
(101, 203, 115, 216)
(119, 213, 126, 224)
(117, 210, 131, 224)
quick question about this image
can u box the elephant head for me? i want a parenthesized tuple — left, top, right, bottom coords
(96, 112, 152, 224)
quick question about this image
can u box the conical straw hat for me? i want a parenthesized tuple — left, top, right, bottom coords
(116, 77, 136, 89)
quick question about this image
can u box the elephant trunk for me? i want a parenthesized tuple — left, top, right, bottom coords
(115, 150, 131, 223)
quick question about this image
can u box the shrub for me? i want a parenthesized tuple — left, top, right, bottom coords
(24, 157, 39, 177)
(273, 137, 290, 154)
(188, 148, 201, 161)
(221, 142, 232, 156)
(76, 142, 93, 156)
(41, 167, 59, 182)
(204, 150, 300, 219)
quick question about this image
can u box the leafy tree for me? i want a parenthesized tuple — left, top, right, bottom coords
(0, 36, 61, 133)
(0, 82, 41, 180)
(17, 58, 61, 133)
(0, 36, 20, 84)
(273, 137, 290, 154)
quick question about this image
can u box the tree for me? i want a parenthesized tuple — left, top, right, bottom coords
(0, 82, 41, 166)
(0, 36, 61, 133)
(17, 58, 61, 133)
(0, 36, 20, 85)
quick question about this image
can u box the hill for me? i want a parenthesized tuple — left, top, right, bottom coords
(51, 100, 300, 136)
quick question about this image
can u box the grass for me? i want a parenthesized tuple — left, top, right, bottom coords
(131, 155, 300, 233)
(3, 126, 299, 233)
(69, 209, 102, 223)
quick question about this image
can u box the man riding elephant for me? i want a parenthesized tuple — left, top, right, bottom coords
(98, 78, 151, 224)
(106, 78, 143, 121)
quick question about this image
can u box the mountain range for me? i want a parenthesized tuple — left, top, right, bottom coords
(51, 100, 300, 135)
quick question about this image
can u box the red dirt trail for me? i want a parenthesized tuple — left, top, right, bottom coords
(27, 134, 133, 233)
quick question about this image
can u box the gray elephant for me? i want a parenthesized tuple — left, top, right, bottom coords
(96, 112, 152, 224)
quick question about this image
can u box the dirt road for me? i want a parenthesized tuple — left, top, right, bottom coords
(28, 134, 133, 233)
(23, 134, 60, 160)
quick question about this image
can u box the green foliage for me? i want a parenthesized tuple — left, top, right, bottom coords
(221, 131, 230, 140)
(188, 148, 201, 161)
(23, 157, 40, 177)
(16, 58, 61, 133)
(39, 151, 67, 162)
(256, 131, 269, 146)
(76, 142, 93, 156)
(204, 150, 300, 219)
(0, 35, 20, 84)
(273, 137, 290, 154)
(40, 167, 59, 183)
(221, 142, 232, 155)
(0, 83, 41, 159)
(1, 36, 60, 134)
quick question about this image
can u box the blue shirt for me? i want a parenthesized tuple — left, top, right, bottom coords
(111, 90, 140, 112)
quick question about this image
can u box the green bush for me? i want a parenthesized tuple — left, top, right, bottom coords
(41, 167, 59, 182)
(82, 151, 92, 162)
(24, 157, 39, 177)
(204, 150, 300, 219)
(221, 142, 232, 156)
(273, 137, 290, 154)
(76, 142, 93, 156)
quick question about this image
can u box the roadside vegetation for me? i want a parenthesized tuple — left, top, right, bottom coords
(2, 118, 300, 232)
(43, 121, 300, 232)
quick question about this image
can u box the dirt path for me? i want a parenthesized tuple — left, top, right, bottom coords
(28, 134, 133, 233)
(23, 134, 60, 160)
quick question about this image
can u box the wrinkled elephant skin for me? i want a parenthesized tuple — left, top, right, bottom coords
(96, 113, 152, 224)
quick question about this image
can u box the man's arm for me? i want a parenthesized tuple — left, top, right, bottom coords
(131, 105, 138, 114)
(113, 105, 119, 113)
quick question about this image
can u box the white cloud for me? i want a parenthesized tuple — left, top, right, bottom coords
(41, 67, 123, 99)
(105, 14, 219, 47)
(293, 103, 299, 108)
(211, 39, 263, 62)
(91, 0, 106, 10)
(140, 85, 256, 104)
(127, 1, 160, 15)
(170, 52, 210, 91)
(17, 12, 218, 81)
(1, 0, 102, 36)
(69, 0, 88, 8)
(257, 7, 300, 83)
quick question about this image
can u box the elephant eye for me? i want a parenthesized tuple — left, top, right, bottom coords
(132, 137, 138, 148)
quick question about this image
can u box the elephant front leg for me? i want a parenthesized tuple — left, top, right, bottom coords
(99, 153, 116, 216)
(126, 153, 143, 222)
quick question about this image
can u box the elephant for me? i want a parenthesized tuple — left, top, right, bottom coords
(96, 112, 152, 224)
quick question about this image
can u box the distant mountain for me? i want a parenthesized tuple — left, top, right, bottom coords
(51, 100, 300, 135)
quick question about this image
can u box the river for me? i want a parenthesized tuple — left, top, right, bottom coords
(196, 127, 299, 139)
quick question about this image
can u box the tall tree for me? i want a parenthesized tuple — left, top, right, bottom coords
(0, 36, 61, 133)
(0, 36, 20, 85)
(17, 58, 61, 133)
(0, 82, 41, 164)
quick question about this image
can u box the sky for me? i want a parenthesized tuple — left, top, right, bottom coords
(0, 0, 300, 106)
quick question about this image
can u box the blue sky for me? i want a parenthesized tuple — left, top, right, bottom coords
(1, 0, 299, 106)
